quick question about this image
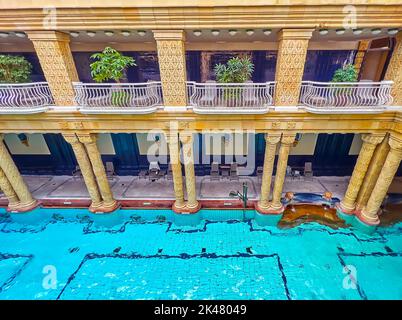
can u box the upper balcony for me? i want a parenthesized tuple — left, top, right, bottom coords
(0, 82, 54, 114)
(74, 81, 163, 114)
(299, 80, 393, 114)
(187, 81, 275, 114)
(0, 28, 399, 116)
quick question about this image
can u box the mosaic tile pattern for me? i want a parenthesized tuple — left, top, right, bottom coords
(0, 207, 401, 300)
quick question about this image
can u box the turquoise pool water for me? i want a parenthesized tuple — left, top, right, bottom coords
(0, 206, 401, 300)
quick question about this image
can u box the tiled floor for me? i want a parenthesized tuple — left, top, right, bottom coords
(1, 175, 401, 202)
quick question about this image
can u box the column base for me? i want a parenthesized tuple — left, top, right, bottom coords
(335, 202, 355, 216)
(172, 201, 186, 213)
(337, 202, 355, 215)
(356, 209, 380, 226)
(88, 201, 103, 212)
(172, 201, 201, 214)
(7, 201, 21, 212)
(255, 202, 285, 215)
(8, 199, 39, 213)
(90, 200, 120, 214)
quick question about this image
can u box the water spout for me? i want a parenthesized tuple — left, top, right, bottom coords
(229, 182, 248, 208)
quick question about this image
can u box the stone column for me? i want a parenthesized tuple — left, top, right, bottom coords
(27, 31, 79, 106)
(0, 134, 37, 211)
(270, 134, 296, 211)
(356, 134, 390, 210)
(0, 167, 20, 210)
(179, 131, 200, 211)
(153, 30, 187, 107)
(166, 132, 185, 210)
(361, 134, 402, 225)
(78, 134, 118, 212)
(62, 133, 103, 211)
(339, 134, 385, 213)
(384, 32, 402, 105)
(256, 133, 281, 212)
(274, 29, 314, 106)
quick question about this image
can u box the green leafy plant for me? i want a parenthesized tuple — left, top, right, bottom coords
(331, 64, 358, 83)
(90, 47, 136, 83)
(213, 57, 254, 104)
(90, 47, 136, 106)
(0, 54, 32, 83)
(214, 56, 254, 83)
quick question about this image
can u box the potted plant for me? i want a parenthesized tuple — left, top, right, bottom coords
(329, 64, 358, 105)
(214, 56, 254, 107)
(0, 54, 32, 83)
(214, 56, 254, 83)
(331, 63, 358, 83)
(90, 47, 136, 106)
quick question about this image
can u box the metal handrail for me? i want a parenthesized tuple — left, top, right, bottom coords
(74, 81, 163, 114)
(0, 82, 54, 112)
(299, 80, 393, 113)
(186, 81, 275, 114)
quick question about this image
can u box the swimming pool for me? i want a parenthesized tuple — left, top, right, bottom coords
(0, 207, 401, 300)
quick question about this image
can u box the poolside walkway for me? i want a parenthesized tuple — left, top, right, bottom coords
(1, 175, 401, 203)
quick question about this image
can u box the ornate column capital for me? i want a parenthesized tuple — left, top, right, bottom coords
(265, 133, 281, 144)
(389, 134, 402, 154)
(77, 133, 98, 145)
(26, 30, 71, 42)
(152, 30, 186, 41)
(281, 133, 296, 145)
(62, 133, 80, 145)
(278, 28, 314, 40)
(179, 131, 194, 144)
(361, 133, 386, 145)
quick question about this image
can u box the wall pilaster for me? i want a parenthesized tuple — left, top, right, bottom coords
(274, 29, 313, 106)
(153, 30, 187, 107)
(384, 32, 402, 105)
(27, 31, 79, 106)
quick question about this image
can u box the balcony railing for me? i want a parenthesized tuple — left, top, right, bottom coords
(187, 81, 275, 114)
(300, 80, 393, 114)
(74, 81, 163, 114)
(0, 82, 54, 113)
